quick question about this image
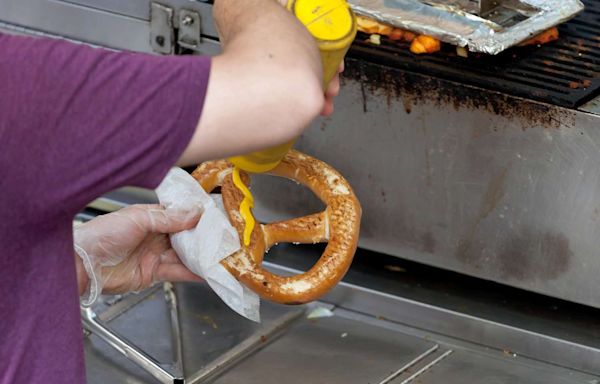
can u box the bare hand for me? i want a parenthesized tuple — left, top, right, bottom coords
(321, 61, 344, 116)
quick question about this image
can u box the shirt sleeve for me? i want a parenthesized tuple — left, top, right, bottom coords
(0, 33, 211, 216)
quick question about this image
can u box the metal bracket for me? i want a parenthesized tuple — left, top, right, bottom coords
(150, 3, 202, 54)
(178, 9, 202, 50)
(150, 3, 175, 54)
(474, 0, 499, 16)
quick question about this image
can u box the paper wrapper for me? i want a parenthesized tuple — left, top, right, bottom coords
(156, 168, 260, 322)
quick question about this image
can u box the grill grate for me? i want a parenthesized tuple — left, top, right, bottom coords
(349, 0, 600, 108)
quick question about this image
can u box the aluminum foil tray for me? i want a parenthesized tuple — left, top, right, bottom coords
(349, 0, 584, 54)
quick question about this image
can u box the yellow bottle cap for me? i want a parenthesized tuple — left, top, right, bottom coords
(229, 140, 295, 173)
(291, 0, 354, 42)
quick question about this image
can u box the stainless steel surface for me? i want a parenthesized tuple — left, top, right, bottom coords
(82, 305, 181, 383)
(581, 95, 600, 115)
(85, 281, 304, 383)
(390, 349, 592, 384)
(0, 0, 218, 54)
(211, 315, 438, 384)
(395, 350, 454, 384)
(349, 0, 584, 54)
(164, 283, 185, 379)
(271, 262, 600, 376)
(84, 282, 310, 383)
(186, 309, 305, 384)
(250, 57, 600, 310)
(378, 345, 440, 384)
(85, 275, 599, 383)
(0, 0, 151, 52)
(83, 283, 187, 382)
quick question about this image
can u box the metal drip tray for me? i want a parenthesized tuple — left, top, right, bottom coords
(212, 316, 437, 384)
(402, 349, 594, 384)
(84, 261, 600, 383)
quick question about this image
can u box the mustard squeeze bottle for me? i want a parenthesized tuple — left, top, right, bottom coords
(229, 0, 357, 174)
(230, 0, 357, 246)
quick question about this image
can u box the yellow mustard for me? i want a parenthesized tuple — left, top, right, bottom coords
(232, 167, 255, 246)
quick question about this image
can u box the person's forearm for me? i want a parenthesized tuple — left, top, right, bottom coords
(213, 0, 322, 84)
(178, 0, 326, 165)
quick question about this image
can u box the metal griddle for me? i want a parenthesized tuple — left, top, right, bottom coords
(349, 0, 583, 54)
(350, 0, 600, 108)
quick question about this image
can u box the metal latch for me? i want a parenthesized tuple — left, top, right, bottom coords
(150, 2, 202, 54)
(178, 9, 202, 50)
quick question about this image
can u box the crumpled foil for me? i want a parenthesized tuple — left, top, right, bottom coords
(349, 0, 584, 54)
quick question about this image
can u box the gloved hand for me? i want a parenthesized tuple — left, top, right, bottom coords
(74, 204, 202, 306)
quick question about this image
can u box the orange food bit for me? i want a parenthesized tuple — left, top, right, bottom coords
(402, 31, 417, 43)
(355, 15, 441, 54)
(389, 28, 404, 41)
(520, 27, 559, 46)
(377, 24, 393, 36)
(410, 35, 441, 54)
(356, 16, 380, 34)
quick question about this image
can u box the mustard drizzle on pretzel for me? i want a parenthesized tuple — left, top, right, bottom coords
(191, 150, 361, 304)
(232, 166, 255, 246)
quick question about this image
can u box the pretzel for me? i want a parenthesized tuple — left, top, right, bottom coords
(191, 150, 361, 304)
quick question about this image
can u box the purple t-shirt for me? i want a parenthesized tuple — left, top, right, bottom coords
(0, 33, 211, 383)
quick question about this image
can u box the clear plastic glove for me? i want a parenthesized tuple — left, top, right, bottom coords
(74, 204, 202, 306)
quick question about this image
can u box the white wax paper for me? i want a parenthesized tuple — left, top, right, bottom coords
(156, 168, 260, 322)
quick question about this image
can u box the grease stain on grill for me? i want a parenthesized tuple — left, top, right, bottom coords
(456, 166, 510, 263)
(359, 79, 368, 113)
(343, 59, 573, 130)
(398, 229, 437, 255)
(420, 232, 436, 254)
(389, 205, 437, 254)
(497, 231, 573, 281)
(455, 230, 573, 282)
(402, 94, 413, 114)
(451, 163, 572, 281)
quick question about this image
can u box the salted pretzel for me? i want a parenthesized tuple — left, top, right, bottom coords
(191, 150, 361, 305)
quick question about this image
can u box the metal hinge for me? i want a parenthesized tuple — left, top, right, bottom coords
(150, 2, 202, 54)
